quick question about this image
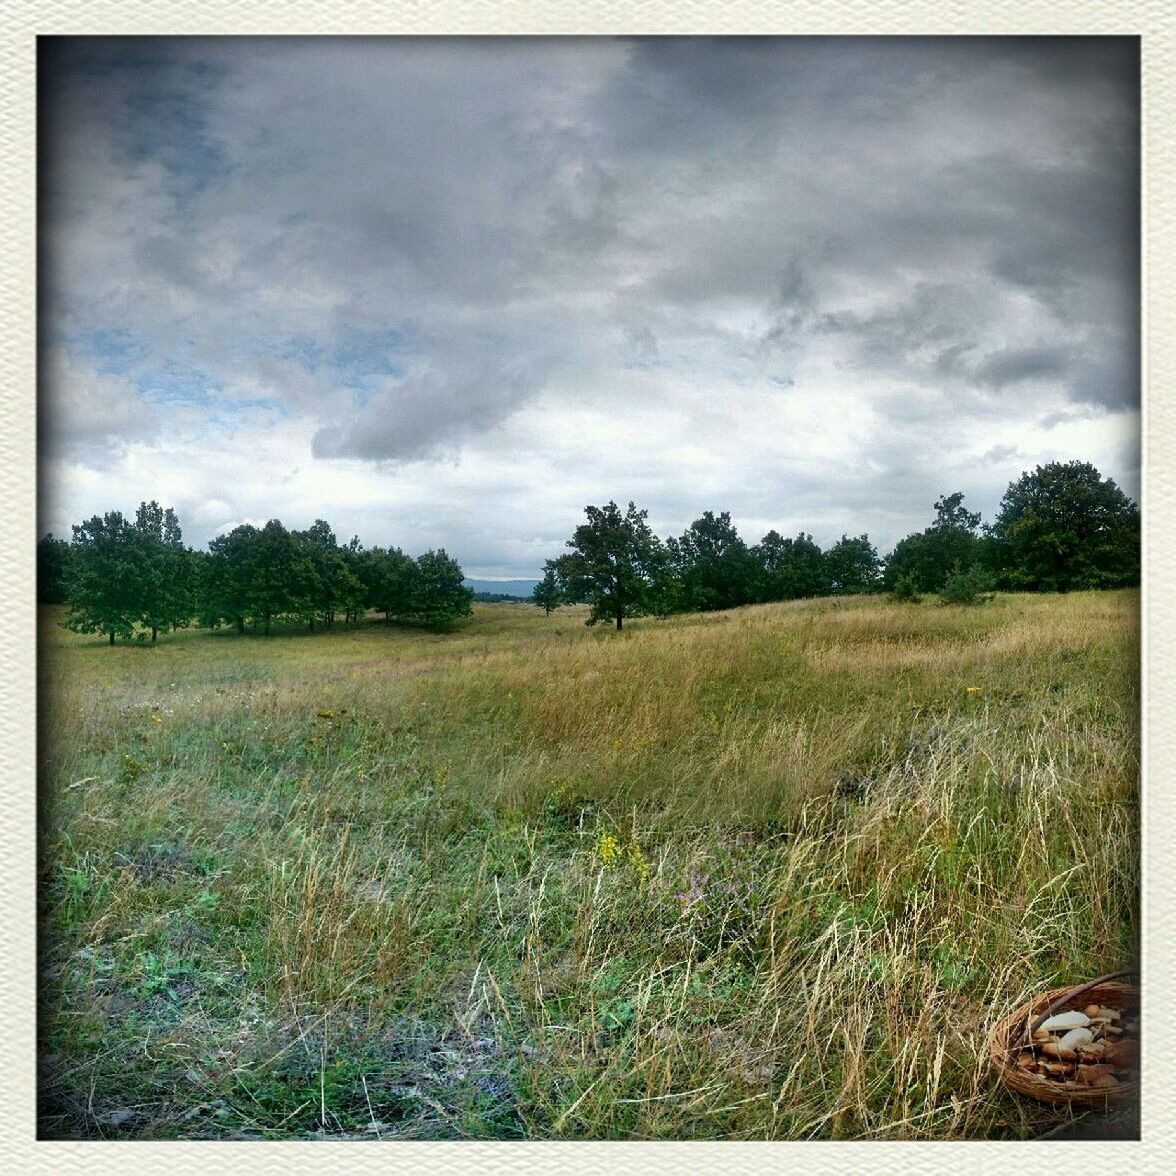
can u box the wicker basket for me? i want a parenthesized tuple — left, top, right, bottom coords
(988, 976, 1140, 1106)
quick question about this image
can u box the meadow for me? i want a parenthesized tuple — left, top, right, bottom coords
(37, 590, 1139, 1140)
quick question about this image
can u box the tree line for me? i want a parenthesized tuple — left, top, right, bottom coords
(532, 460, 1140, 629)
(39, 459, 1138, 643)
(38, 510, 472, 644)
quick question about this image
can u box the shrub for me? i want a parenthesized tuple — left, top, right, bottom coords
(889, 574, 922, 604)
(938, 561, 995, 605)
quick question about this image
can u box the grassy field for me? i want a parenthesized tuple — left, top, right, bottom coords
(37, 590, 1139, 1140)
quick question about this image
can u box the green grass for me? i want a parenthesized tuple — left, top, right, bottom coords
(37, 591, 1139, 1139)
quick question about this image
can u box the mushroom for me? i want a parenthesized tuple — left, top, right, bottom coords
(1039, 1010, 1091, 1031)
(1075, 1064, 1117, 1085)
(1103, 1039, 1139, 1069)
(1032, 1027, 1055, 1044)
(1015, 1051, 1037, 1071)
(1057, 1027, 1094, 1051)
(1041, 1043, 1077, 1061)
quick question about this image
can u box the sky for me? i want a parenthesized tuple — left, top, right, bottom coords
(39, 36, 1140, 579)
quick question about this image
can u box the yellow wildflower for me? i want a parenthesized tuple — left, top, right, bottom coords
(595, 830, 622, 868)
(627, 842, 650, 884)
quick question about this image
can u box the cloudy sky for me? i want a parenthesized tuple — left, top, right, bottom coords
(39, 36, 1140, 579)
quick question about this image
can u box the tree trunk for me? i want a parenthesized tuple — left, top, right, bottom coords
(237, 616, 245, 635)
(151, 626, 157, 643)
(615, 608, 623, 631)
(264, 615, 271, 636)
(109, 630, 115, 646)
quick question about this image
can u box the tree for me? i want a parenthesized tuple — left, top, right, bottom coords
(752, 530, 829, 601)
(357, 545, 418, 621)
(938, 560, 995, 605)
(932, 491, 981, 533)
(824, 534, 882, 595)
(988, 461, 1139, 591)
(339, 536, 368, 624)
(532, 567, 562, 616)
(37, 533, 72, 604)
(552, 501, 664, 631)
(884, 492, 984, 594)
(133, 500, 192, 641)
(63, 512, 142, 644)
(294, 519, 362, 631)
(667, 510, 757, 612)
(246, 520, 308, 635)
(203, 524, 260, 634)
(890, 573, 922, 604)
(411, 549, 473, 627)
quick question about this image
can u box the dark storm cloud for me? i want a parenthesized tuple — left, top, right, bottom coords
(976, 346, 1073, 388)
(40, 36, 1139, 569)
(311, 355, 551, 463)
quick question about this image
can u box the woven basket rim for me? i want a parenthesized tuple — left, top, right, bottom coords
(989, 982, 1139, 1106)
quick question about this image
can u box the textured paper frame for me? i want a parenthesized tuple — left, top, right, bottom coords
(3, 3, 1170, 1172)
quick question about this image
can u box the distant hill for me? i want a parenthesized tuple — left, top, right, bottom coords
(464, 578, 539, 599)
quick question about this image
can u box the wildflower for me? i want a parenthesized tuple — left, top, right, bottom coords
(613, 737, 624, 751)
(595, 830, 622, 868)
(966, 686, 982, 694)
(627, 842, 650, 884)
(150, 713, 163, 724)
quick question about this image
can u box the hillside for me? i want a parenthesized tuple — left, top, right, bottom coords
(38, 592, 1139, 1139)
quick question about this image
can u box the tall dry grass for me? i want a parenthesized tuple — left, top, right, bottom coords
(37, 590, 1138, 1139)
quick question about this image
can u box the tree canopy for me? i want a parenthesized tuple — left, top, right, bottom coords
(531, 567, 562, 616)
(824, 534, 883, 595)
(549, 501, 665, 630)
(667, 511, 758, 613)
(63, 512, 144, 645)
(883, 491, 984, 594)
(45, 457, 1139, 647)
(55, 501, 475, 643)
(411, 549, 474, 627)
(37, 533, 72, 605)
(133, 500, 192, 641)
(751, 530, 828, 602)
(988, 460, 1140, 591)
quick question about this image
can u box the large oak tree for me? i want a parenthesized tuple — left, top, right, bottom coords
(552, 500, 665, 631)
(989, 461, 1139, 591)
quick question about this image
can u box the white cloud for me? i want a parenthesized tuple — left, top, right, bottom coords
(39, 37, 1140, 575)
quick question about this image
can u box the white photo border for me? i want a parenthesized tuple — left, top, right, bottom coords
(3, 3, 1169, 1172)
